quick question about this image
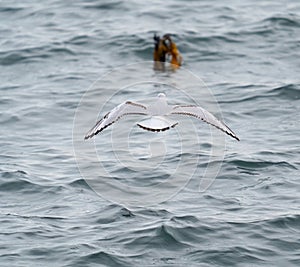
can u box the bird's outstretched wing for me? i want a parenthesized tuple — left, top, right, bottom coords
(84, 101, 147, 140)
(171, 105, 240, 141)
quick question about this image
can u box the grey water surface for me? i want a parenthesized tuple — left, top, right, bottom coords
(1, 0, 300, 266)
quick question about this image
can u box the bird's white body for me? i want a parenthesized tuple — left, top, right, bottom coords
(147, 93, 172, 116)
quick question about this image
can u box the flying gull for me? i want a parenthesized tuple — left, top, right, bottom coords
(84, 93, 240, 141)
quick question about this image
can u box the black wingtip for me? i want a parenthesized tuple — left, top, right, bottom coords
(84, 131, 97, 140)
(84, 134, 92, 140)
(227, 131, 240, 141)
(234, 135, 240, 141)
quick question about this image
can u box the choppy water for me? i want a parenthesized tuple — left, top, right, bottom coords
(1, 0, 300, 266)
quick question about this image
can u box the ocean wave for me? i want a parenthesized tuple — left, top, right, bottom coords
(0, 169, 68, 195)
(71, 250, 133, 267)
(123, 223, 190, 251)
(262, 214, 300, 230)
(0, 44, 76, 66)
(0, 170, 37, 193)
(263, 15, 300, 28)
(218, 83, 300, 104)
(0, 112, 20, 124)
(187, 246, 265, 265)
(81, 1, 124, 11)
(227, 213, 300, 234)
(66, 35, 95, 46)
(270, 84, 300, 100)
(227, 159, 297, 170)
(0, 6, 24, 13)
(182, 33, 243, 46)
(68, 178, 91, 189)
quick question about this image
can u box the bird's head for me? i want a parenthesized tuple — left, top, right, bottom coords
(158, 93, 166, 98)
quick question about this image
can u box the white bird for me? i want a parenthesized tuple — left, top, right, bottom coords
(84, 93, 240, 141)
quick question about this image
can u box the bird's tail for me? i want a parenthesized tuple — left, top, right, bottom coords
(137, 116, 178, 132)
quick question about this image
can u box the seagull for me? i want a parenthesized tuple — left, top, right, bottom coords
(84, 93, 240, 141)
